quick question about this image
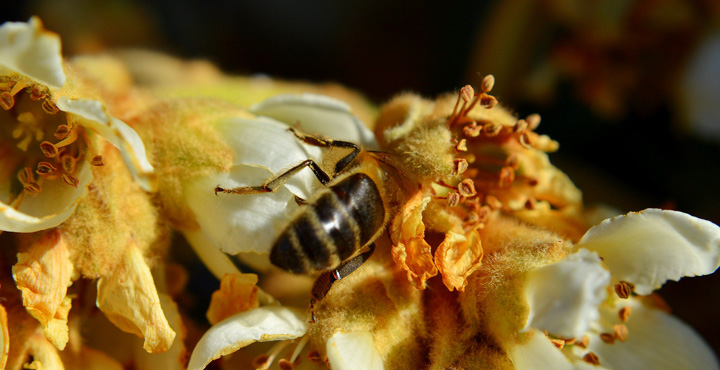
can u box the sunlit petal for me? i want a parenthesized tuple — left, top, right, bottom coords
(55, 97, 157, 192)
(523, 249, 609, 338)
(187, 306, 307, 370)
(587, 300, 719, 370)
(326, 331, 385, 370)
(578, 209, 720, 294)
(0, 17, 65, 88)
(510, 331, 606, 370)
(251, 93, 377, 148)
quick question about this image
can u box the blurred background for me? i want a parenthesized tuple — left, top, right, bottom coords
(2, 0, 719, 357)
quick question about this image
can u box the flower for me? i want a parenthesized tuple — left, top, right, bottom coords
(0, 18, 176, 369)
(508, 209, 720, 369)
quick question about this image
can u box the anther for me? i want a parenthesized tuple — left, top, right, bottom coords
(29, 85, 47, 100)
(505, 153, 519, 169)
(513, 119, 528, 133)
(62, 174, 79, 188)
(455, 139, 468, 152)
(252, 354, 270, 369)
(483, 122, 502, 136)
(614, 324, 628, 342)
(41, 99, 59, 114)
(463, 122, 482, 137)
(54, 125, 70, 140)
(36, 162, 57, 177)
(454, 158, 469, 175)
(61, 155, 77, 174)
(278, 359, 294, 370)
(583, 352, 600, 366)
(461, 85, 474, 102)
(0, 92, 14, 110)
(24, 182, 42, 195)
(599, 333, 616, 344)
(519, 132, 533, 149)
(40, 141, 59, 158)
(481, 74, 495, 93)
(481, 95, 497, 109)
(619, 306, 632, 322)
(447, 192, 461, 207)
(499, 166, 515, 188)
(524, 197, 537, 210)
(485, 195, 502, 210)
(92, 155, 104, 166)
(308, 351, 323, 365)
(526, 113, 541, 130)
(615, 281, 634, 299)
(550, 339, 565, 349)
(575, 336, 589, 348)
(458, 179, 477, 197)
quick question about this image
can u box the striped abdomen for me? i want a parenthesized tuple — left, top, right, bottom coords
(270, 173, 385, 274)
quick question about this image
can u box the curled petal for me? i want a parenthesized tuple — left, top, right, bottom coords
(55, 97, 157, 192)
(510, 331, 606, 370)
(390, 192, 438, 289)
(24, 333, 66, 370)
(326, 331, 385, 370)
(587, 300, 719, 370)
(0, 161, 92, 232)
(0, 17, 65, 88)
(96, 241, 176, 353)
(578, 209, 720, 295)
(12, 230, 74, 350)
(434, 230, 483, 291)
(187, 306, 307, 370)
(251, 93, 378, 148)
(133, 294, 187, 370)
(523, 249, 609, 338)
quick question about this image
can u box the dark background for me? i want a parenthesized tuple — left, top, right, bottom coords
(2, 0, 719, 357)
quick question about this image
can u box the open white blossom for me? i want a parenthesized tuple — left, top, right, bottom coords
(516, 209, 720, 369)
(183, 94, 376, 268)
(0, 18, 155, 233)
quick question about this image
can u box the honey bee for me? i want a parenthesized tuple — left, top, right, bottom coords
(214, 127, 405, 311)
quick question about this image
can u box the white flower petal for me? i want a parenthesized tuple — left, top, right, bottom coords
(510, 331, 606, 370)
(187, 306, 307, 370)
(185, 117, 322, 255)
(55, 97, 157, 192)
(0, 160, 92, 232)
(0, 17, 65, 88)
(326, 331, 385, 370)
(251, 93, 378, 148)
(578, 209, 720, 295)
(587, 300, 719, 370)
(523, 249, 610, 338)
(182, 229, 241, 279)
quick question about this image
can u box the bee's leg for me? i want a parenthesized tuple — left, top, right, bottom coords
(215, 158, 332, 195)
(309, 243, 375, 323)
(288, 127, 360, 176)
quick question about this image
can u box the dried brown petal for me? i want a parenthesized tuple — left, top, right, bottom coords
(96, 242, 176, 353)
(434, 230, 483, 291)
(206, 273, 259, 325)
(390, 192, 438, 289)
